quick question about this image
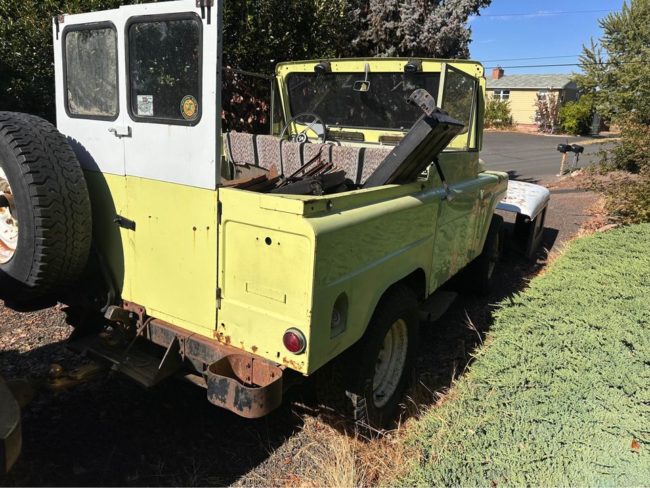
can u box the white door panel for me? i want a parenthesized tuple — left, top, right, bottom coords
(54, 9, 126, 175)
(54, 0, 221, 188)
(121, 0, 220, 189)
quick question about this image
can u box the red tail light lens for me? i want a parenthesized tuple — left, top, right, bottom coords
(283, 328, 306, 354)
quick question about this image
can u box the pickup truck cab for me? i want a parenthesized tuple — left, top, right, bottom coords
(0, 0, 546, 430)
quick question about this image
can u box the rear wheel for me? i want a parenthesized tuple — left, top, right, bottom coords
(0, 112, 92, 300)
(342, 284, 419, 430)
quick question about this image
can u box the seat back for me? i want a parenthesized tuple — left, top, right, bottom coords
(223, 131, 392, 185)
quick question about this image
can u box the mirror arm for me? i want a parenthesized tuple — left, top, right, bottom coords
(432, 157, 453, 201)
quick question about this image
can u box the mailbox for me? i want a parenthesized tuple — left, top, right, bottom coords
(571, 144, 584, 154)
(557, 143, 572, 153)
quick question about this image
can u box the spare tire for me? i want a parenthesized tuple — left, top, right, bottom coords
(0, 112, 92, 299)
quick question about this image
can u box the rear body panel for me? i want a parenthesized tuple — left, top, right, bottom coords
(216, 162, 506, 374)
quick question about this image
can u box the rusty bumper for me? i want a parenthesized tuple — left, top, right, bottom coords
(0, 376, 21, 475)
(143, 319, 285, 418)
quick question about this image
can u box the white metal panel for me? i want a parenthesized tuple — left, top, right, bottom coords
(497, 180, 550, 220)
(121, 0, 221, 189)
(53, 8, 126, 175)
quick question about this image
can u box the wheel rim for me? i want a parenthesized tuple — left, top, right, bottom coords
(0, 166, 18, 264)
(373, 318, 408, 408)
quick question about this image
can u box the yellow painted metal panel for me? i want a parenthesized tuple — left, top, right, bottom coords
(84, 171, 130, 298)
(217, 188, 315, 372)
(124, 177, 218, 334)
(85, 170, 218, 335)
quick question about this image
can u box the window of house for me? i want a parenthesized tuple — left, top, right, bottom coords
(64, 24, 118, 119)
(493, 89, 510, 100)
(127, 15, 202, 125)
(537, 90, 548, 101)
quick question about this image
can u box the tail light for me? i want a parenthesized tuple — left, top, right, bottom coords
(283, 328, 306, 354)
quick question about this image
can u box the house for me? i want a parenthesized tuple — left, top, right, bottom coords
(486, 67, 579, 127)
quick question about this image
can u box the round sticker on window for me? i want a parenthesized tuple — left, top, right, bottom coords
(180, 95, 198, 121)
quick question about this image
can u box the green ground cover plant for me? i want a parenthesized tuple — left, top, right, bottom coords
(398, 224, 650, 486)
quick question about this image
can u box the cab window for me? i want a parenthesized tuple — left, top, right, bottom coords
(441, 66, 478, 149)
(64, 24, 118, 120)
(127, 15, 202, 125)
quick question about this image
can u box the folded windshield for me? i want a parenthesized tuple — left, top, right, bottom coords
(287, 72, 440, 131)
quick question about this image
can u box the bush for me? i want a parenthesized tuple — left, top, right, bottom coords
(534, 92, 560, 133)
(602, 116, 650, 173)
(484, 98, 513, 128)
(559, 99, 593, 135)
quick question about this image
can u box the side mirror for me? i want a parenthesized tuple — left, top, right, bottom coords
(353, 62, 371, 92)
(353, 80, 371, 92)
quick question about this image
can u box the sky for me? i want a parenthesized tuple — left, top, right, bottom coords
(469, 0, 625, 75)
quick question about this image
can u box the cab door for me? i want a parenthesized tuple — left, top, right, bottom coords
(54, 9, 126, 176)
(54, 8, 130, 296)
(118, 0, 222, 333)
(121, 0, 221, 188)
(431, 64, 482, 286)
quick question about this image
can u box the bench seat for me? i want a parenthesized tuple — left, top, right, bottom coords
(223, 132, 393, 186)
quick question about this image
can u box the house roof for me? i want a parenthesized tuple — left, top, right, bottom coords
(486, 74, 575, 90)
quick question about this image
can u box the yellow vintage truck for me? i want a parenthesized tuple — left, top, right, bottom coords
(0, 1, 550, 463)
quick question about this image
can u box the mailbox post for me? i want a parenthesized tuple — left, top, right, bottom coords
(557, 143, 584, 175)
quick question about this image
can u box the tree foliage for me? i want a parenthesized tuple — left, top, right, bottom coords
(0, 0, 491, 122)
(575, 1, 650, 125)
(577, 0, 650, 223)
(349, 0, 491, 58)
(534, 92, 560, 133)
(578, 0, 650, 172)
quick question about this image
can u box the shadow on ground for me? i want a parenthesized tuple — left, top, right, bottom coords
(0, 224, 559, 486)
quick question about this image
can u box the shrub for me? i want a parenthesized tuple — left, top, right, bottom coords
(484, 98, 513, 128)
(559, 99, 593, 135)
(602, 116, 650, 173)
(534, 92, 560, 133)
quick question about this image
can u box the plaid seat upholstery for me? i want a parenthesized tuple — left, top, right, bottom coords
(223, 131, 392, 184)
(359, 147, 392, 184)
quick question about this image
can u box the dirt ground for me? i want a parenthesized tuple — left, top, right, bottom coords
(0, 175, 604, 487)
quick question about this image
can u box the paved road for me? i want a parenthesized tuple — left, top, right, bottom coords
(481, 131, 609, 183)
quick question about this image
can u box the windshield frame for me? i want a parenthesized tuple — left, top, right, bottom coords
(275, 58, 485, 150)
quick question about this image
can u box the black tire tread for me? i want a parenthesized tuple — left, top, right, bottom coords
(0, 111, 91, 294)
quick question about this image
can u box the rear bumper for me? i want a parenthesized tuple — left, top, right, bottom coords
(0, 377, 21, 475)
(147, 320, 285, 418)
(71, 313, 286, 419)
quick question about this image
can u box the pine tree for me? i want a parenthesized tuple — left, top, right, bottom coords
(348, 0, 491, 58)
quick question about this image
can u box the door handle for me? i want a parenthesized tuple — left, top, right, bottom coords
(108, 126, 132, 138)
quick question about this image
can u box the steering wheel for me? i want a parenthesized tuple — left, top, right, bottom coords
(280, 112, 327, 143)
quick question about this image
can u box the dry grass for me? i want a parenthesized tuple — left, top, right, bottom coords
(240, 415, 415, 487)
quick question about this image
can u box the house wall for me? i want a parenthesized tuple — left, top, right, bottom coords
(488, 88, 567, 125)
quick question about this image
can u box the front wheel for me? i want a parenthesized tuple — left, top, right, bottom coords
(342, 284, 419, 430)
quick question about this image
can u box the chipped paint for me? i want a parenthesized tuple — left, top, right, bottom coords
(497, 180, 550, 220)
